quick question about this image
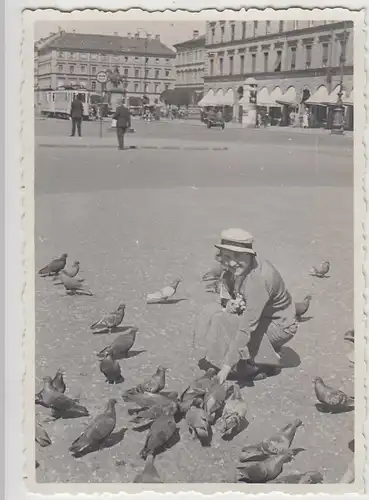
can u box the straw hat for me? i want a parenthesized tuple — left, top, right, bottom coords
(214, 228, 256, 255)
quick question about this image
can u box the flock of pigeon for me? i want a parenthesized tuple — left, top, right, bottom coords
(35, 253, 354, 484)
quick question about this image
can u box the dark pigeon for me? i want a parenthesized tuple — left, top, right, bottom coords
(139, 415, 177, 459)
(97, 327, 138, 360)
(38, 253, 67, 276)
(99, 353, 124, 384)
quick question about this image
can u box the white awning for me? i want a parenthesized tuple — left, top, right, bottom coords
(256, 87, 282, 108)
(198, 89, 216, 107)
(305, 86, 329, 106)
(270, 87, 283, 102)
(276, 86, 298, 106)
(325, 87, 353, 106)
(217, 89, 234, 106)
(213, 89, 224, 105)
(323, 86, 341, 105)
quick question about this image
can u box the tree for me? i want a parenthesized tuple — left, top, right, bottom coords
(107, 66, 125, 89)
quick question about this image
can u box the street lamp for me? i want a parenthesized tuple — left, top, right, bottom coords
(331, 23, 347, 135)
(244, 77, 258, 128)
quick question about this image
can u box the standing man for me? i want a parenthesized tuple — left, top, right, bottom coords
(113, 99, 131, 150)
(70, 94, 84, 137)
(194, 228, 299, 382)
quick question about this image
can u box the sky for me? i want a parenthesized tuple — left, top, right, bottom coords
(35, 21, 206, 50)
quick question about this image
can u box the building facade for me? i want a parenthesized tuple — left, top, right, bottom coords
(202, 20, 353, 124)
(174, 30, 205, 99)
(35, 30, 176, 104)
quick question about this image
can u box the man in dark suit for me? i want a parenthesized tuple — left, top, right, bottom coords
(113, 99, 131, 150)
(70, 94, 84, 137)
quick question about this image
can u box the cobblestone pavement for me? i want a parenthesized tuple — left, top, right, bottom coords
(34, 119, 354, 484)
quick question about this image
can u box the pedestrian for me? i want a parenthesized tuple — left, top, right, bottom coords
(302, 110, 309, 128)
(112, 99, 131, 150)
(70, 94, 84, 137)
(193, 228, 298, 382)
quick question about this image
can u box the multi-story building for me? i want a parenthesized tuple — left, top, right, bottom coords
(173, 30, 205, 104)
(201, 20, 353, 126)
(35, 30, 176, 105)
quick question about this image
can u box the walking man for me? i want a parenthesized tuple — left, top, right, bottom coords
(113, 99, 131, 150)
(70, 94, 84, 137)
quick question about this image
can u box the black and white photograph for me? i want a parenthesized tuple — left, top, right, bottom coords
(18, 7, 365, 493)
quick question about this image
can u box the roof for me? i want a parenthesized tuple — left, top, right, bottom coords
(38, 32, 176, 57)
(173, 35, 206, 50)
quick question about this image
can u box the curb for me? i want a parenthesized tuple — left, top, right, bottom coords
(37, 144, 229, 151)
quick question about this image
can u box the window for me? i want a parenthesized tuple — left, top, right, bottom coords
(70, 65, 75, 73)
(263, 52, 269, 72)
(211, 27, 215, 43)
(144, 83, 149, 93)
(79, 80, 87, 88)
(251, 53, 256, 72)
(145, 57, 149, 63)
(91, 81, 96, 91)
(305, 44, 312, 69)
(165, 58, 170, 63)
(231, 24, 235, 41)
(90, 53, 98, 61)
(135, 57, 139, 61)
(69, 52, 75, 59)
(322, 43, 329, 67)
(58, 51, 64, 58)
(135, 68, 139, 77)
(58, 64, 63, 72)
(101, 54, 109, 62)
(145, 69, 149, 78)
(134, 83, 139, 92)
(154, 83, 159, 93)
(290, 47, 296, 70)
(274, 50, 282, 72)
(80, 53, 88, 61)
(165, 84, 169, 90)
(229, 56, 234, 75)
(124, 68, 129, 76)
(91, 66, 96, 74)
(155, 58, 159, 63)
(210, 58, 214, 75)
(279, 21, 284, 32)
(220, 25, 225, 41)
(80, 65, 86, 73)
(266, 21, 271, 34)
(219, 57, 223, 75)
(339, 40, 346, 64)
(240, 54, 245, 74)
(165, 70, 170, 77)
(242, 21, 246, 39)
(124, 56, 128, 62)
(253, 21, 258, 37)
(155, 69, 159, 78)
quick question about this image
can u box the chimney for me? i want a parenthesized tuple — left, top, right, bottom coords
(155, 34, 160, 40)
(193, 30, 199, 38)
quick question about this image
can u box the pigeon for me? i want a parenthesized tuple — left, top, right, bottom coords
(202, 263, 222, 282)
(99, 353, 124, 384)
(69, 399, 118, 457)
(203, 376, 228, 424)
(130, 401, 178, 427)
(38, 253, 68, 276)
(90, 303, 126, 333)
(35, 421, 52, 447)
(53, 260, 80, 283)
(344, 329, 354, 343)
(274, 471, 324, 484)
(124, 391, 178, 409)
(220, 383, 248, 436)
(51, 368, 66, 394)
(59, 270, 93, 296)
(97, 327, 138, 359)
(314, 377, 354, 412)
(261, 419, 303, 455)
(35, 377, 89, 417)
(133, 455, 163, 483)
(186, 398, 210, 442)
(239, 444, 270, 463)
(124, 366, 167, 396)
(309, 261, 330, 278)
(146, 279, 182, 303)
(236, 449, 300, 483)
(295, 295, 312, 318)
(179, 368, 218, 412)
(139, 414, 177, 459)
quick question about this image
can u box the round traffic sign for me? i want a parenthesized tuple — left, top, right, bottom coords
(96, 71, 108, 84)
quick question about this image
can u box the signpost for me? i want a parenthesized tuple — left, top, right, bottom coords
(96, 71, 108, 138)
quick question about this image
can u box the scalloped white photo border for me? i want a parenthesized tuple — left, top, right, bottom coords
(5, 2, 368, 499)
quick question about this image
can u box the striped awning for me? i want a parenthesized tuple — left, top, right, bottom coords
(256, 87, 282, 108)
(276, 86, 298, 106)
(198, 89, 217, 107)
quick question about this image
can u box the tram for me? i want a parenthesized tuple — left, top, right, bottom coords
(38, 88, 98, 120)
